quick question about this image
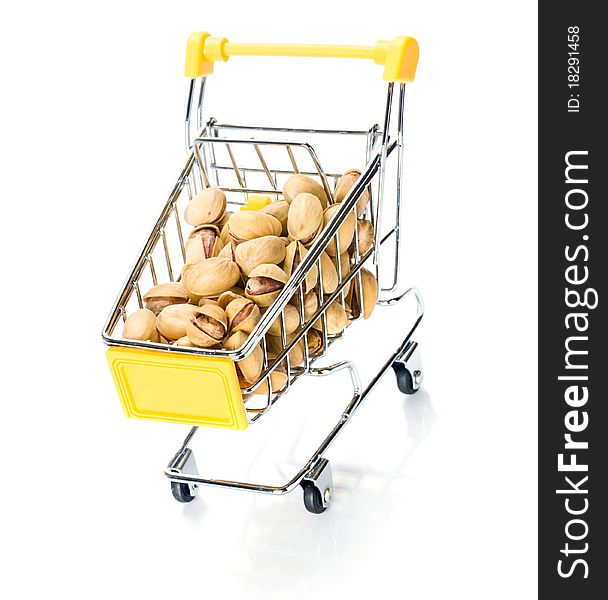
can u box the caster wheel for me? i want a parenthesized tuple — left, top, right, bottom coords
(302, 482, 328, 514)
(392, 361, 422, 395)
(171, 481, 196, 503)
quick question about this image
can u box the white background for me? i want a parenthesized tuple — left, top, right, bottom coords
(0, 1, 537, 598)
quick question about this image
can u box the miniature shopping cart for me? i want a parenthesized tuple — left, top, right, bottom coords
(102, 32, 424, 513)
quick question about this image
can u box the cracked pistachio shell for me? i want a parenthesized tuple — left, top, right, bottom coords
(184, 187, 227, 226)
(218, 241, 237, 262)
(245, 264, 288, 307)
(156, 303, 198, 340)
(123, 308, 160, 342)
(185, 225, 223, 262)
(282, 241, 318, 293)
(260, 200, 289, 236)
(235, 235, 287, 276)
(183, 256, 241, 298)
(334, 169, 370, 217)
(266, 333, 305, 367)
(267, 303, 301, 336)
(186, 304, 228, 348)
(228, 211, 282, 243)
(323, 203, 356, 257)
(350, 219, 374, 256)
(287, 193, 323, 244)
(319, 251, 338, 294)
(216, 290, 243, 310)
(350, 267, 378, 319)
(220, 222, 232, 247)
(282, 174, 328, 208)
(253, 369, 288, 395)
(223, 330, 264, 384)
(306, 329, 324, 356)
(313, 300, 348, 336)
(143, 282, 189, 316)
(225, 297, 261, 334)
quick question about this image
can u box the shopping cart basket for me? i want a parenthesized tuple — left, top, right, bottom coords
(102, 32, 424, 513)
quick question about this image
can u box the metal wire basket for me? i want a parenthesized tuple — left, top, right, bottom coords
(102, 32, 424, 512)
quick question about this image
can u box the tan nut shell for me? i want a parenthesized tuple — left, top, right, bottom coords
(235, 235, 287, 276)
(223, 330, 264, 384)
(282, 174, 329, 208)
(123, 308, 160, 342)
(184, 187, 227, 226)
(183, 256, 241, 298)
(287, 193, 323, 244)
(319, 251, 339, 294)
(173, 336, 196, 348)
(216, 290, 243, 310)
(225, 297, 261, 334)
(245, 264, 288, 307)
(156, 303, 199, 340)
(357, 267, 378, 319)
(323, 204, 356, 257)
(282, 241, 318, 293)
(313, 300, 348, 335)
(185, 225, 224, 263)
(254, 370, 288, 395)
(186, 305, 228, 348)
(260, 200, 289, 236)
(143, 282, 189, 316)
(302, 291, 319, 321)
(220, 222, 232, 247)
(306, 329, 324, 356)
(267, 304, 301, 336)
(228, 211, 282, 243)
(218, 241, 237, 262)
(334, 169, 370, 217)
(350, 219, 374, 256)
(266, 333, 305, 367)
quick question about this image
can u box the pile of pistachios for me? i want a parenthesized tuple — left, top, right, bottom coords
(122, 170, 378, 392)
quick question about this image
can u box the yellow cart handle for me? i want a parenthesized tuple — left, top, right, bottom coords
(185, 33, 419, 83)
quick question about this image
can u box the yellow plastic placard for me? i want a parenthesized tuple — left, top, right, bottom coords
(107, 346, 247, 430)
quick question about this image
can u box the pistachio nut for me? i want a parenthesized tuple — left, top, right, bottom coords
(235, 235, 287, 276)
(183, 256, 241, 298)
(122, 308, 160, 342)
(184, 187, 227, 226)
(143, 282, 189, 316)
(305, 329, 324, 356)
(266, 332, 305, 367)
(156, 303, 199, 340)
(303, 290, 319, 322)
(220, 222, 232, 247)
(228, 211, 282, 243)
(260, 200, 289, 236)
(245, 263, 288, 307)
(186, 305, 228, 348)
(218, 240, 237, 262)
(216, 290, 243, 310)
(254, 362, 288, 395)
(185, 225, 223, 262)
(282, 241, 318, 293)
(198, 298, 219, 307)
(334, 169, 370, 217)
(223, 330, 264, 384)
(267, 304, 301, 336)
(287, 192, 324, 245)
(282, 174, 329, 208)
(173, 336, 196, 348)
(225, 297, 261, 334)
(319, 251, 339, 294)
(323, 203, 356, 257)
(313, 300, 348, 336)
(349, 267, 378, 319)
(349, 219, 374, 257)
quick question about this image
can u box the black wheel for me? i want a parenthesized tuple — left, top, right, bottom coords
(171, 481, 196, 503)
(392, 362, 420, 395)
(302, 482, 327, 514)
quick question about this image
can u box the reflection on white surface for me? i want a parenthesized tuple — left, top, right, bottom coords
(174, 387, 436, 597)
